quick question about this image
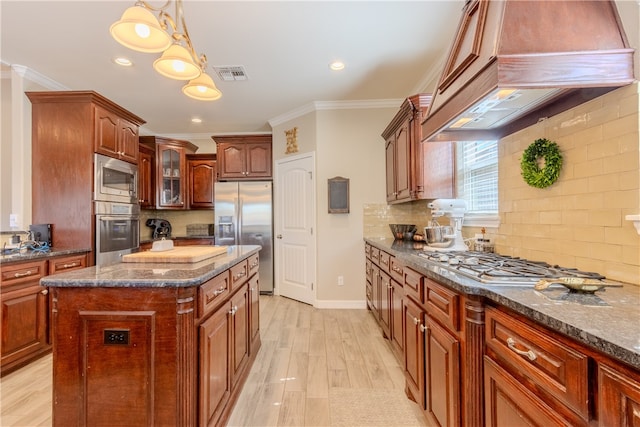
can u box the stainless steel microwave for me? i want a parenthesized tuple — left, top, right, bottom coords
(94, 153, 138, 204)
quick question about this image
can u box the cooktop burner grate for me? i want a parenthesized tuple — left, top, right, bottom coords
(417, 251, 605, 285)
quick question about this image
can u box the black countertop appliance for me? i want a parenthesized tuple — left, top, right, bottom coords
(146, 219, 172, 239)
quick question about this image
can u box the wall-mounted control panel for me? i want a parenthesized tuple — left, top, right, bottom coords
(103, 329, 130, 345)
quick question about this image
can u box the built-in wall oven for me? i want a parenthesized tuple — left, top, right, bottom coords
(95, 201, 140, 266)
(94, 154, 140, 265)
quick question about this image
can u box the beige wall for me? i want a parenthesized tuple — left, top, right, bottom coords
(272, 106, 397, 305)
(496, 84, 640, 285)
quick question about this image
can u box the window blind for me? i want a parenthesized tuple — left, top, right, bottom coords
(456, 140, 498, 214)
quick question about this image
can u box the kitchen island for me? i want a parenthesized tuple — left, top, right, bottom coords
(41, 245, 261, 427)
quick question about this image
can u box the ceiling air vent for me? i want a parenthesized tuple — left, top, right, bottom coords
(212, 65, 248, 81)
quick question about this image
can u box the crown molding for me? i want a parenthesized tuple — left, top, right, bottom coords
(269, 98, 403, 127)
(4, 64, 68, 90)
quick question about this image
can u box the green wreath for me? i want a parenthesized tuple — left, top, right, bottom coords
(520, 138, 563, 188)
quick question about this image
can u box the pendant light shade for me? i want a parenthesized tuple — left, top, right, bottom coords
(182, 72, 222, 101)
(153, 44, 201, 80)
(109, 5, 171, 53)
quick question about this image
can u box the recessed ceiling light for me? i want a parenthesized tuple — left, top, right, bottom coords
(191, 118, 202, 123)
(329, 61, 345, 71)
(113, 57, 133, 67)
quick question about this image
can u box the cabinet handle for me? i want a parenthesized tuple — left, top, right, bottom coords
(387, 284, 392, 289)
(392, 266, 402, 273)
(506, 337, 537, 361)
(413, 317, 419, 325)
(14, 270, 33, 278)
(213, 287, 226, 296)
(41, 289, 49, 295)
(62, 262, 78, 269)
(250, 261, 259, 268)
(419, 324, 427, 333)
(234, 271, 246, 280)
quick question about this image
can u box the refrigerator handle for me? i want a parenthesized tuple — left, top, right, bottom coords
(237, 198, 243, 244)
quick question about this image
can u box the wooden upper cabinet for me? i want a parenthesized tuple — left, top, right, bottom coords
(94, 105, 139, 164)
(138, 143, 155, 208)
(382, 94, 453, 204)
(187, 154, 216, 209)
(213, 134, 272, 180)
(140, 136, 197, 210)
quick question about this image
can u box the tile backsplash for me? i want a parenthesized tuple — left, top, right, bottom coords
(140, 210, 215, 240)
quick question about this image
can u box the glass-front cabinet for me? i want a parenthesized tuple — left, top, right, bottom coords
(140, 136, 197, 210)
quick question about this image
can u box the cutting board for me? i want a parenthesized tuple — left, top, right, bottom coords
(122, 246, 228, 263)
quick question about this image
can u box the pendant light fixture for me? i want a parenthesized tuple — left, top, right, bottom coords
(182, 71, 222, 101)
(110, 0, 222, 101)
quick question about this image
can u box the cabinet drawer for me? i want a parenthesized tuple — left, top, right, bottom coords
(1, 260, 47, 288)
(230, 260, 249, 291)
(425, 279, 459, 332)
(485, 307, 589, 420)
(389, 257, 404, 283)
(199, 271, 231, 317)
(378, 251, 390, 272)
(49, 254, 87, 275)
(247, 254, 259, 278)
(370, 247, 380, 265)
(403, 267, 423, 304)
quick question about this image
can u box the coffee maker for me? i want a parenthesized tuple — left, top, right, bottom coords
(146, 218, 172, 239)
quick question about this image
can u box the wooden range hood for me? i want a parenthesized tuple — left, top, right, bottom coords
(422, 0, 635, 142)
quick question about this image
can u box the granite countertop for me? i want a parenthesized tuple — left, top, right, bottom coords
(41, 245, 260, 289)
(365, 237, 640, 371)
(0, 247, 91, 265)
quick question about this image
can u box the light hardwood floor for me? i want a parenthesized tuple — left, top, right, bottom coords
(0, 295, 426, 426)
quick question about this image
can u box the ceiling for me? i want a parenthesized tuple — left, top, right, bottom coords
(0, 1, 464, 138)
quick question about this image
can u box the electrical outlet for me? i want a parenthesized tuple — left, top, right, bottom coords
(9, 214, 18, 228)
(338, 275, 344, 286)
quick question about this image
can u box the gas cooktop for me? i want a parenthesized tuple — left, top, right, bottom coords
(417, 251, 606, 285)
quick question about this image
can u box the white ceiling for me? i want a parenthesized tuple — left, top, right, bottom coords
(0, 1, 464, 138)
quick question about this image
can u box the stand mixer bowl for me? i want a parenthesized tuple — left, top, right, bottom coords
(424, 225, 454, 244)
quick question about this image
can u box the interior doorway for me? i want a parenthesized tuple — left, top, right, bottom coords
(274, 152, 316, 305)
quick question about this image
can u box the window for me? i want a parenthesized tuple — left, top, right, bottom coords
(456, 140, 499, 227)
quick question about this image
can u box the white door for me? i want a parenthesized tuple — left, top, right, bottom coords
(274, 152, 316, 305)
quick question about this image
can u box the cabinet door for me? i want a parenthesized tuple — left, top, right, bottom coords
(404, 297, 425, 409)
(158, 146, 185, 208)
(484, 356, 573, 426)
(385, 137, 396, 202)
(599, 363, 640, 427)
(118, 118, 139, 164)
(394, 119, 412, 201)
(94, 106, 119, 157)
(390, 279, 403, 360)
(425, 316, 460, 427)
(245, 143, 272, 178)
(248, 274, 260, 352)
(138, 147, 155, 208)
(230, 286, 249, 390)
(188, 158, 216, 209)
(217, 143, 246, 179)
(1, 284, 49, 373)
(199, 303, 231, 427)
(379, 271, 391, 337)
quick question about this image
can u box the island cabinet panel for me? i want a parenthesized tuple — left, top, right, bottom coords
(199, 301, 231, 427)
(248, 273, 260, 352)
(230, 284, 249, 389)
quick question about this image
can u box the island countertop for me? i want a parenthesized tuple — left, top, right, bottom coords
(365, 237, 640, 371)
(41, 245, 260, 288)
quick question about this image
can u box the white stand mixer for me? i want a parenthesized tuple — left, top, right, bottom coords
(424, 198, 468, 251)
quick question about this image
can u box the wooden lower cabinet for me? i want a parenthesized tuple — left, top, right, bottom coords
(390, 278, 404, 360)
(1, 253, 88, 376)
(425, 316, 461, 427)
(484, 356, 573, 426)
(403, 296, 426, 409)
(249, 274, 260, 351)
(230, 284, 249, 390)
(598, 362, 640, 426)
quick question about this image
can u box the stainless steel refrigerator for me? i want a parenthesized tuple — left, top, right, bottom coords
(214, 181, 274, 293)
